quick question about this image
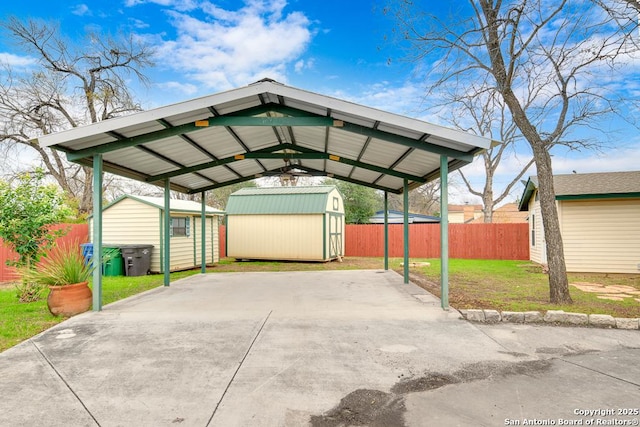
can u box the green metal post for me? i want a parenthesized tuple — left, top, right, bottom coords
(164, 179, 171, 286)
(201, 191, 206, 274)
(440, 155, 449, 309)
(384, 191, 389, 271)
(92, 155, 103, 311)
(403, 179, 409, 284)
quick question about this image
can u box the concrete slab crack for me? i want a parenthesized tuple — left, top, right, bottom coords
(559, 358, 640, 387)
(30, 340, 101, 426)
(206, 310, 273, 427)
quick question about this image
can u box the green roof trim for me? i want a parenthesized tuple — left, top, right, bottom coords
(226, 186, 340, 215)
(88, 194, 225, 219)
(555, 192, 640, 201)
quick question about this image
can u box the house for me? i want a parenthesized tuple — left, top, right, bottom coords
(469, 203, 528, 224)
(225, 186, 345, 261)
(518, 171, 640, 273)
(448, 204, 484, 223)
(369, 210, 440, 224)
(89, 195, 225, 273)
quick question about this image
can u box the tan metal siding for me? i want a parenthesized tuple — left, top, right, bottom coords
(528, 195, 546, 264)
(560, 198, 640, 273)
(193, 216, 219, 265)
(89, 198, 162, 271)
(168, 219, 195, 271)
(90, 198, 220, 272)
(227, 214, 325, 261)
(325, 188, 343, 212)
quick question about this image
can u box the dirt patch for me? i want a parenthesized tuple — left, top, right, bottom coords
(0, 281, 17, 290)
(405, 271, 487, 309)
(390, 373, 459, 394)
(571, 282, 640, 302)
(211, 257, 384, 273)
(309, 389, 405, 427)
(310, 359, 553, 426)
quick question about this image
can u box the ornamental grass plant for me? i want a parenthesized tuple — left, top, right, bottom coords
(24, 240, 93, 287)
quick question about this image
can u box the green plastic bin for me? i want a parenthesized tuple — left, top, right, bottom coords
(102, 246, 124, 276)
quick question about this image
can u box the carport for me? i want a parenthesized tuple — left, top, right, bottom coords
(34, 79, 492, 311)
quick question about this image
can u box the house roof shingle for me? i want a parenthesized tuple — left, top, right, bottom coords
(518, 171, 640, 211)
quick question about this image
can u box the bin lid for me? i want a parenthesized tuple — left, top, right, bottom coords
(117, 244, 154, 249)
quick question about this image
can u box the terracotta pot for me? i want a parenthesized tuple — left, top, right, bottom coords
(47, 281, 92, 317)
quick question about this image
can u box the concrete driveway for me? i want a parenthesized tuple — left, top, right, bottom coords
(1, 270, 639, 427)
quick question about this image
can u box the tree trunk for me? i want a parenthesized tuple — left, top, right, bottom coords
(79, 166, 93, 215)
(531, 144, 572, 304)
(482, 199, 494, 223)
(482, 175, 494, 223)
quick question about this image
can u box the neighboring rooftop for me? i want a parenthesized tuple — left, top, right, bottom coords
(369, 210, 440, 224)
(469, 203, 528, 223)
(518, 171, 640, 210)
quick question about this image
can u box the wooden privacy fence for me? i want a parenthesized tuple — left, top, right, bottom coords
(345, 223, 529, 259)
(218, 223, 528, 260)
(0, 223, 89, 283)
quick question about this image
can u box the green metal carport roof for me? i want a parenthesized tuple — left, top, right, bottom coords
(34, 79, 494, 311)
(226, 186, 338, 215)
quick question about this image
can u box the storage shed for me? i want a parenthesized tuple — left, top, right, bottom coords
(89, 195, 224, 273)
(518, 171, 640, 273)
(225, 186, 345, 261)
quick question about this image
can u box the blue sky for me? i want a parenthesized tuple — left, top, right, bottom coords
(1, 0, 639, 204)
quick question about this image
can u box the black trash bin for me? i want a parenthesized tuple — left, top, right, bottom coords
(119, 245, 154, 276)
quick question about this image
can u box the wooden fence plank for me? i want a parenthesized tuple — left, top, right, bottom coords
(0, 224, 89, 283)
(218, 223, 529, 260)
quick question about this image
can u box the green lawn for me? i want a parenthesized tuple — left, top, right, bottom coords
(403, 258, 640, 318)
(0, 269, 202, 352)
(1, 257, 638, 353)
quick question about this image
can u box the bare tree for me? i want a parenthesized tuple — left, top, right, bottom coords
(387, 181, 441, 215)
(386, 0, 639, 303)
(449, 88, 534, 222)
(0, 17, 154, 215)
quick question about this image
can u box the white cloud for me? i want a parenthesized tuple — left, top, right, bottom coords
(294, 58, 314, 73)
(0, 52, 37, 69)
(129, 18, 150, 29)
(124, 0, 198, 12)
(156, 81, 198, 96)
(72, 4, 91, 16)
(148, 0, 312, 91)
(327, 80, 425, 117)
(550, 145, 640, 175)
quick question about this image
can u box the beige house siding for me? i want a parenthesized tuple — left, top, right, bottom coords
(227, 214, 325, 261)
(448, 212, 465, 224)
(90, 197, 220, 273)
(560, 198, 640, 273)
(528, 191, 546, 265)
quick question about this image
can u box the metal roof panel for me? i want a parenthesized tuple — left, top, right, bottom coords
(226, 185, 338, 215)
(36, 80, 492, 194)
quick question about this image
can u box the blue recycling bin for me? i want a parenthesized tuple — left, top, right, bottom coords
(80, 243, 93, 265)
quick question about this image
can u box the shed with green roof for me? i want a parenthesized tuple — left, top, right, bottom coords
(225, 186, 344, 261)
